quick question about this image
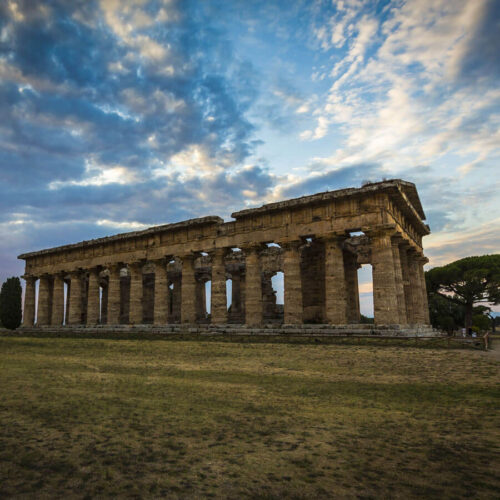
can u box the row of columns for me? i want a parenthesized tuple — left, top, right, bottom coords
(22, 232, 430, 327)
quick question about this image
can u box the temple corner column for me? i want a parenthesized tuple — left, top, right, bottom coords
(391, 235, 408, 325)
(368, 227, 400, 325)
(22, 275, 36, 327)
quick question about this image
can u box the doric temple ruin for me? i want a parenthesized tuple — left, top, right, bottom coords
(18, 180, 431, 332)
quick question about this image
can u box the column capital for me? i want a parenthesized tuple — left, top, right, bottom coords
(241, 243, 266, 256)
(208, 247, 230, 259)
(128, 260, 146, 271)
(280, 240, 304, 252)
(21, 274, 37, 282)
(106, 262, 123, 273)
(87, 266, 102, 276)
(69, 269, 84, 278)
(364, 224, 397, 239)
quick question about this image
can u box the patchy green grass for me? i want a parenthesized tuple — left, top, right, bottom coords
(0, 336, 498, 498)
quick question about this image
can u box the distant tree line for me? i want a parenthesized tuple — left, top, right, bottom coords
(0, 277, 22, 330)
(425, 254, 500, 333)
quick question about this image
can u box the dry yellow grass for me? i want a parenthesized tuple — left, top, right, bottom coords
(0, 336, 498, 498)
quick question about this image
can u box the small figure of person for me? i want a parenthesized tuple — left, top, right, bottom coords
(462, 327, 466, 337)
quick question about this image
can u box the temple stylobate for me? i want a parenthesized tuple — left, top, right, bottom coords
(18, 179, 431, 330)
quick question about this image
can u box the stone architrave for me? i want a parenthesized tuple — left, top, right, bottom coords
(324, 234, 348, 325)
(407, 249, 425, 324)
(68, 271, 83, 325)
(391, 236, 408, 325)
(210, 248, 228, 324)
(243, 244, 263, 326)
(344, 251, 360, 324)
(107, 264, 122, 325)
(129, 262, 144, 325)
(153, 258, 169, 325)
(51, 273, 65, 326)
(22, 275, 36, 327)
(369, 228, 400, 325)
(181, 254, 197, 324)
(87, 268, 101, 325)
(282, 241, 303, 325)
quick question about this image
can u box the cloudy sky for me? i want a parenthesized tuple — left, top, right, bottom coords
(1, 0, 499, 314)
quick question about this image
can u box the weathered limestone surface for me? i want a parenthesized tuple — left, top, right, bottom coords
(153, 259, 169, 325)
(371, 229, 400, 324)
(51, 273, 65, 326)
(18, 179, 431, 328)
(283, 241, 303, 324)
(324, 235, 347, 324)
(244, 245, 263, 326)
(87, 269, 100, 325)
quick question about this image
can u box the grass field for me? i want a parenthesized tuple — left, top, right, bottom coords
(0, 336, 498, 498)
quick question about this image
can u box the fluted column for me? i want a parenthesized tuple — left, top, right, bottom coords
(399, 243, 415, 323)
(22, 275, 36, 327)
(51, 273, 65, 326)
(36, 275, 51, 326)
(344, 251, 360, 324)
(107, 264, 122, 325)
(244, 245, 263, 326)
(369, 228, 399, 325)
(391, 236, 408, 325)
(416, 254, 430, 324)
(282, 241, 303, 324)
(154, 258, 169, 325)
(211, 248, 228, 324)
(68, 271, 83, 325)
(129, 262, 144, 325)
(408, 249, 425, 324)
(324, 234, 348, 324)
(181, 254, 197, 324)
(87, 268, 101, 325)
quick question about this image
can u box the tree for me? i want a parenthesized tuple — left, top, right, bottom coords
(0, 277, 22, 330)
(426, 255, 500, 330)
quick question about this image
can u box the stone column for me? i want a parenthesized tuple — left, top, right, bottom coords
(244, 245, 263, 326)
(107, 264, 122, 325)
(36, 275, 51, 326)
(87, 268, 101, 325)
(181, 254, 197, 324)
(399, 243, 415, 323)
(51, 273, 65, 326)
(211, 248, 228, 324)
(282, 241, 303, 325)
(129, 262, 144, 325)
(22, 275, 36, 327)
(68, 271, 83, 325)
(153, 258, 169, 325)
(416, 254, 430, 324)
(324, 234, 348, 324)
(391, 237, 408, 325)
(408, 249, 425, 324)
(344, 251, 360, 324)
(369, 228, 400, 325)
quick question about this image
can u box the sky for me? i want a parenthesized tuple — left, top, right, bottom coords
(1, 0, 499, 315)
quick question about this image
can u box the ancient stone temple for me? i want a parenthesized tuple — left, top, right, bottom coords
(18, 179, 431, 331)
